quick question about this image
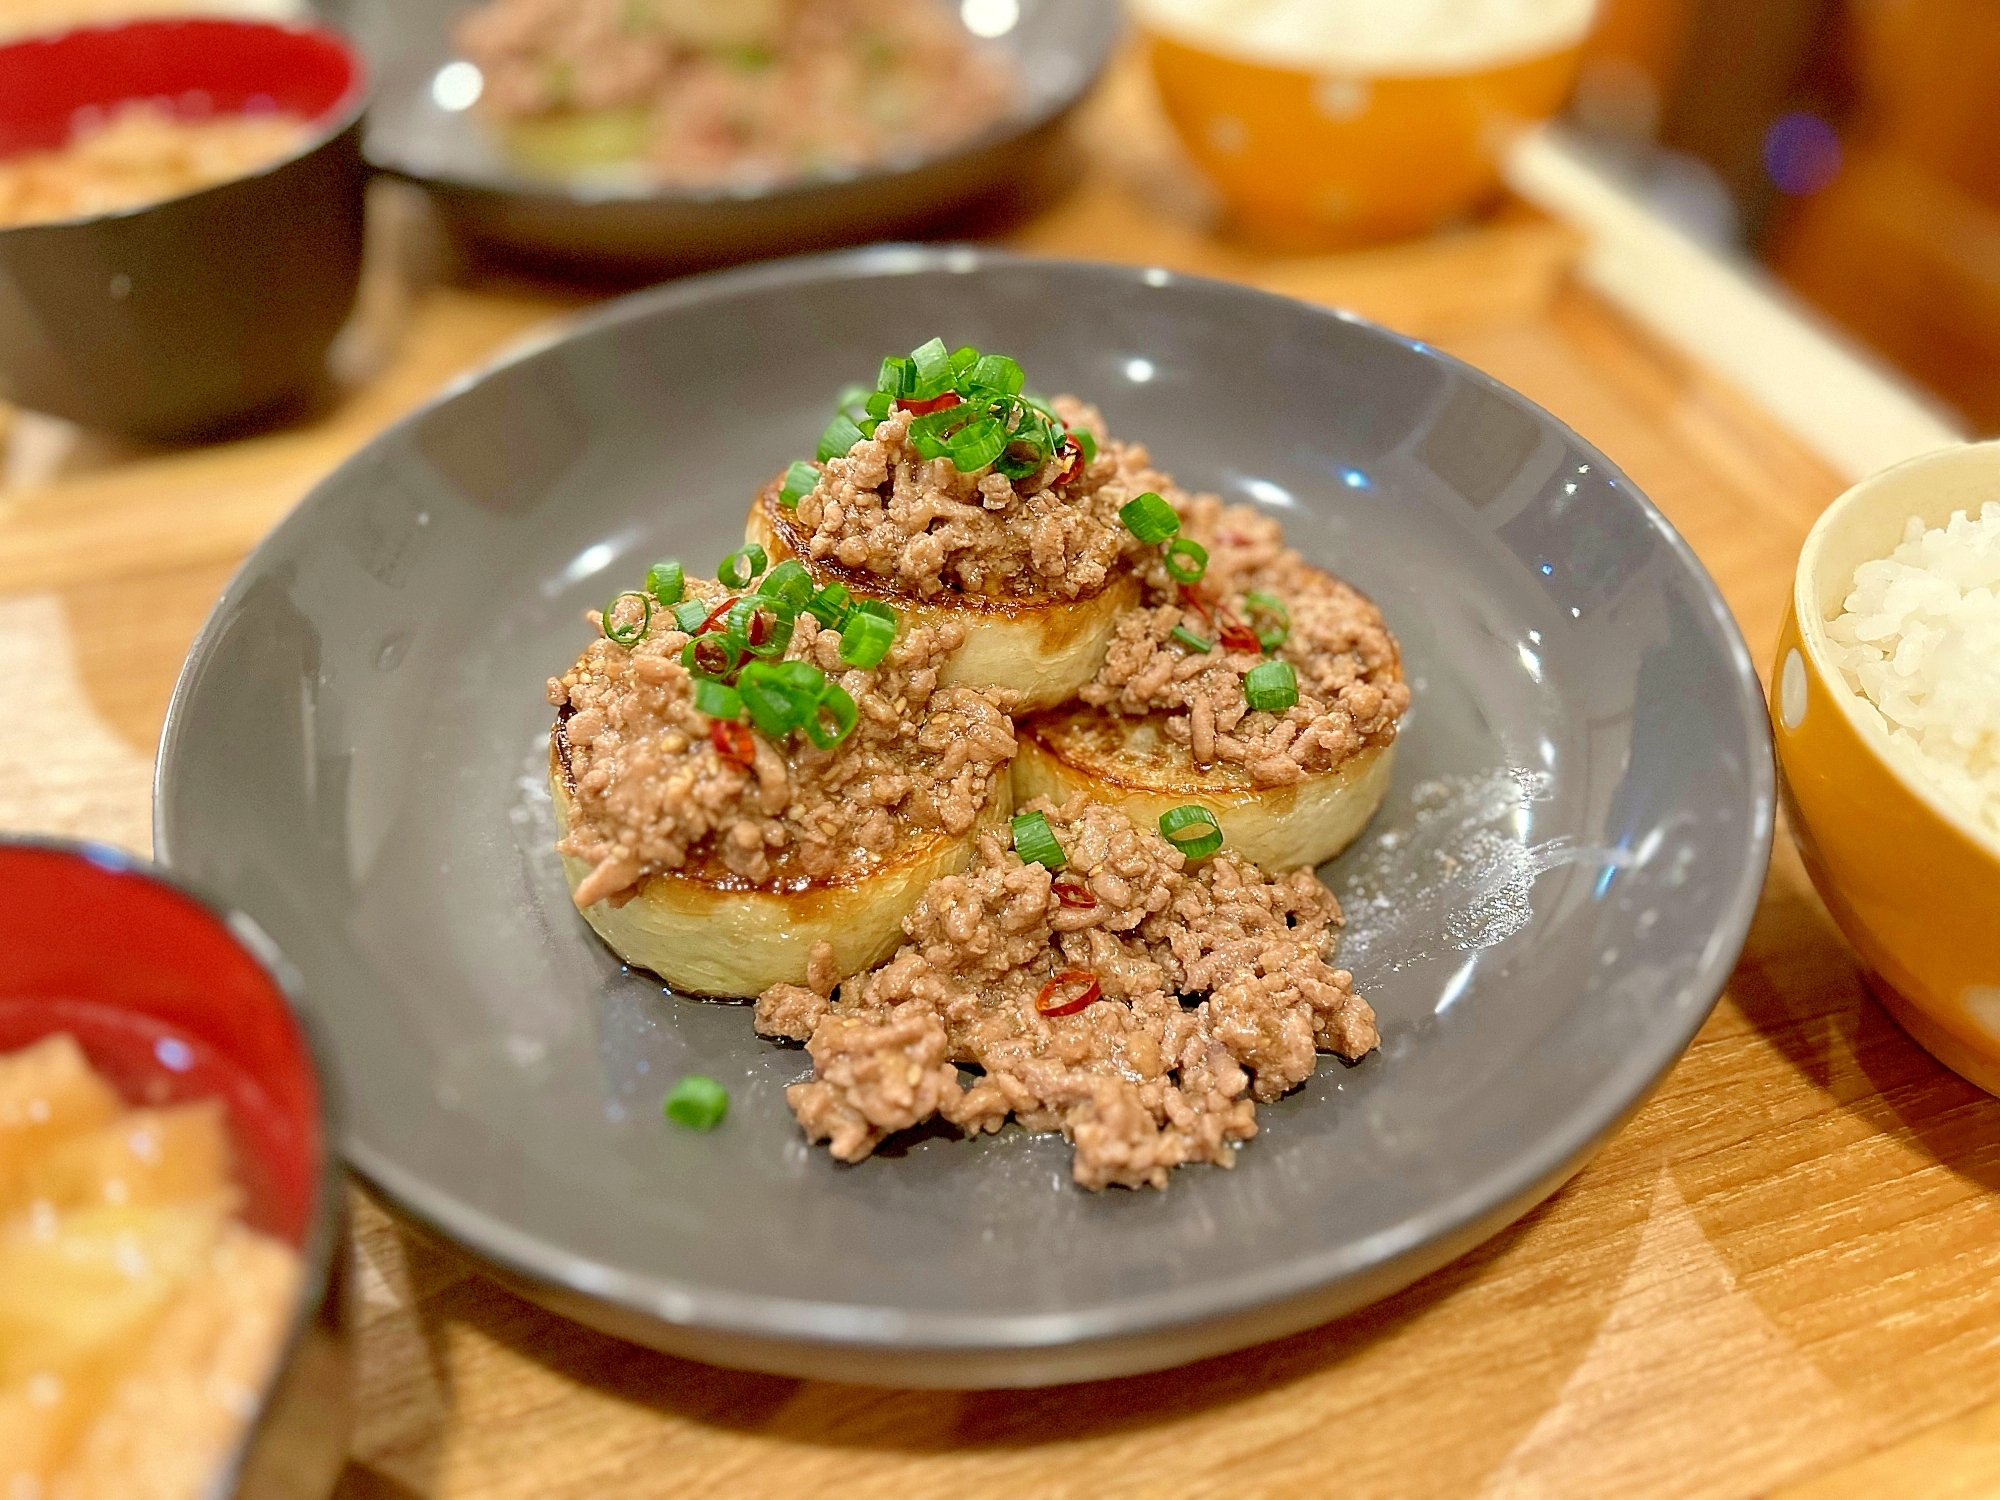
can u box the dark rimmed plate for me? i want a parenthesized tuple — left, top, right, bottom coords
(155, 247, 1773, 1387)
(321, 0, 1118, 276)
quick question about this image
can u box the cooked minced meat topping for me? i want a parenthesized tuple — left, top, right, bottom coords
(755, 797, 1379, 1189)
(779, 399, 1161, 601)
(547, 581, 1015, 904)
(458, 0, 1013, 189)
(1080, 486, 1410, 788)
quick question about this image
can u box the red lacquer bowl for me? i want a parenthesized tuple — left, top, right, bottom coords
(0, 19, 369, 440)
(0, 837, 349, 1500)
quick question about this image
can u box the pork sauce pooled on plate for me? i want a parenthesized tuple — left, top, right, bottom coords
(548, 338, 1408, 1186)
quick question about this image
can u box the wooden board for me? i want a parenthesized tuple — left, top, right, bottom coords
(2, 48, 1997, 1500)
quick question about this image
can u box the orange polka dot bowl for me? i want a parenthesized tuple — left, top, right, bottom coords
(1131, 0, 1594, 249)
(1773, 440, 2000, 1097)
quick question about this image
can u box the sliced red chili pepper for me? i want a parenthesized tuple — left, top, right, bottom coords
(709, 717, 755, 769)
(898, 391, 963, 416)
(1036, 969, 1101, 1018)
(1051, 877, 1098, 909)
(696, 595, 739, 635)
(1178, 583, 1214, 628)
(1219, 622, 1262, 653)
(745, 607, 773, 647)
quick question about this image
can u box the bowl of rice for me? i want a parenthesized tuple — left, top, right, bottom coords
(1774, 439, 2000, 1095)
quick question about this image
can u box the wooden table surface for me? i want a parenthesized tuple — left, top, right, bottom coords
(4, 52, 2000, 1500)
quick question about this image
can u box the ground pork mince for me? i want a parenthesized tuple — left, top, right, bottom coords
(755, 796, 1380, 1189)
(783, 399, 1174, 602)
(548, 579, 1016, 904)
(456, 0, 1013, 189)
(1077, 478, 1411, 787)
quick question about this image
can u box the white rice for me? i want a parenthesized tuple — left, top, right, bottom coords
(1826, 502, 2000, 839)
(1128, 0, 1599, 75)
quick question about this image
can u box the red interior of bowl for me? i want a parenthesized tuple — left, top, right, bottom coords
(0, 843, 325, 1246)
(0, 18, 365, 158)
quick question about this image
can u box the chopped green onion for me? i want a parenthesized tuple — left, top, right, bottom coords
(950, 345, 981, 376)
(909, 337, 953, 398)
(737, 660, 811, 737)
(1011, 810, 1065, 871)
(682, 633, 746, 679)
(727, 596, 795, 659)
(835, 382, 873, 415)
(818, 413, 867, 463)
(645, 560, 684, 607)
(853, 598, 896, 622)
(839, 607, 896, 668)
(693, 678, 741, 720)
(672, 597, 710, 634)
(757, 558, 814, 609)
(878, 354, 912, 396)
(805, 678, 858, 748)
(1244, 659, 1299, 713)
(602, 591, 651, 647)
(1159, 805, 1223, 860)
(1072, 428, 1097, 465)
(769, 658, 824, 693)
(1164, 537, 1209, 584)
(865, 389, 893, 419)
(947, 417, 1007, 472)
(1169, 625, 1212, 653)
(805, 582, 853, 628)
(906, 404, 963, 459)
(664, 1075, 728, 1131)
(1120, 492, 1180, 544)
(1244, 589, 1291, 651)
(969, 353, 1024, 394)
(717, 544, 767, 589)
(778, 460, 819, 508)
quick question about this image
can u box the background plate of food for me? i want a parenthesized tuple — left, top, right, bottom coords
(321, 0, 1119, 276)
(155, 247, 1773, 1386)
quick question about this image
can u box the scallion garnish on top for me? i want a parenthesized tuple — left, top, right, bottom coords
(1159, 805, 1223, 860)
(1243, 659, 1299, 713)
(1243, 590, 1291, 651)
(840, 338, 1086, 481)
(663, 1075, 728, 1131)
(778, 460, 819, 508)
(1163, 537, 1209, 585)
(602, 591, 651, 647)
(717, 544, 768, 589)
(1011, 809, 1066, 870)
(838, 608, 895, 669)
(645, 560, 684, 607)
(1119, 492, 1180, 545)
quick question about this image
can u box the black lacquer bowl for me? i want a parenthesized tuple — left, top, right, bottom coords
(0, 837, 349, 1499)
(0, 20, 368, 440)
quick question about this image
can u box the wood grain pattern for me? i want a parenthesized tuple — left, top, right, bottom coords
(2, 46, 1997, 1500)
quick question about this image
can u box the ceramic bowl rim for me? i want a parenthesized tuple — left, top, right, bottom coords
(154, 243, 1775, 1355)
(0, 16, 369, 236)
(1790, 437, 2000, 867)
(0, 832, 348, 1491)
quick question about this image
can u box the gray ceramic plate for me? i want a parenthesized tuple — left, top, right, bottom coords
(156, 247, 1773, 1387)
(320, 0, 1118, 276)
